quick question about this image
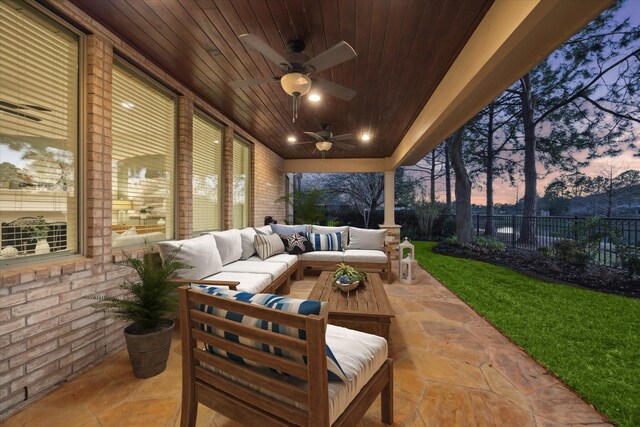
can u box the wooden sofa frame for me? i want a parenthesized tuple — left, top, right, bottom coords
(297, 246, 393, 284)
(178, 285, 394, 427)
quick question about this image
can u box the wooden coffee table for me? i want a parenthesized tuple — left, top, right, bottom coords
(309, 271, 394, 340)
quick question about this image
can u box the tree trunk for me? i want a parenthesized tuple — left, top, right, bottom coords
(607, 179, 613, 218)
(430, 150, 436, 203)
(519, 73, 537, 245)
(447, 127, 473, 243)
(445, 143, 452, 211)
(485, 102, 495, 236)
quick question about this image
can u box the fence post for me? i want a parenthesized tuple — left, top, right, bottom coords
(511, 215, 516, 247)
(476, 214, 480, 236)
(574, 216, 579, 241)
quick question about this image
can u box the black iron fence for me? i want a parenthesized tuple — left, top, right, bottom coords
(473, 215, 639, 268)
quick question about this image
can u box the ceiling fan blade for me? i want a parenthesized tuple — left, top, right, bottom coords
(333, 142, 356, 150)
(229, 76, 279, 88)
(312, 79, 356, 101)
(304, 41, 356, 73)
(239, 34, 291, 69)
(303, 131, 324, 141)
(332, 133, 354, 141)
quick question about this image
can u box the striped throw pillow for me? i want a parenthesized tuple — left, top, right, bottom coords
(253, 233, 285, 260)
(192, 285, 350, 382)
(305, 232, 343, 251)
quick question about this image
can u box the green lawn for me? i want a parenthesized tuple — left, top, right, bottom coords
(414, 241, 640, 427)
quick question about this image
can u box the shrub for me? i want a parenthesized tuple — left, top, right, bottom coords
(536, 246, 553, 257)
(443, 236, 458, 245)
(473, 236, 505, 251)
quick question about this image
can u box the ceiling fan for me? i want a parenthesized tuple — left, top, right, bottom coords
(290, 123, 356, 154)
(230, 34, 357, 122)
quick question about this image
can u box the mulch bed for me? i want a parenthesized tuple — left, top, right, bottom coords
(433, 242, 640, 299)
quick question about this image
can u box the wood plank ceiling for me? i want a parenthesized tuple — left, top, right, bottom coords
(68, 0, 493, 160)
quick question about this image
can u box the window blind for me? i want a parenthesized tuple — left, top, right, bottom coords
(111, 62, 175, 247)
(232, 137, 251, 228)
(0, 0, 79, 261)
(192, 111, 222, 234)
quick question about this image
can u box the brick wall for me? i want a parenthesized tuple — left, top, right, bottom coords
(0, 1, 286, 419)
(253, 143, 287, 226)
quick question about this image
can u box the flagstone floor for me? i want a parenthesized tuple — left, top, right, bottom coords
(3, 265, 610, 427)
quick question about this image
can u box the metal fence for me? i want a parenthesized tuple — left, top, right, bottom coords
(473, 215, 639, 268)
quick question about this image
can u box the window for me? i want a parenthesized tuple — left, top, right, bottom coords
(192, 111, 222, 234)
(232, 137, 251, 228)
(111, 61, 175, 247)
(0, 0, 79, 262)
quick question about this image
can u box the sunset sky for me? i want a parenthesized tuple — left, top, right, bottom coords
(424, 0, 640, 206)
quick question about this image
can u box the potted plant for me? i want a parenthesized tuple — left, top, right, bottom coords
(333, 263, 367, 292)
(27, 216, 50, 255)
(91, 249, 190, 378)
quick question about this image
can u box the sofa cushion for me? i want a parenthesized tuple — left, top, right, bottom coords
(206, 229, 242, 265)
(343, 249, 388, 264)
(202, 272, 272, 294)
(192, 286, 349, 382)
(239, 227, 257, 259)
(157, 234, 222, 280)
(347, 227, 387, 251)
(306, 232, 343, 251)
(271, 224, 308, 235)
(299, 251, 344, 263)
(311, 225, 349, 250)
(221, 260, 287, 281)
(280, 232, 314, 255)
(247, 253, 298, 268)
(254, 225, 273, 235)
(254, 233, 285, 260)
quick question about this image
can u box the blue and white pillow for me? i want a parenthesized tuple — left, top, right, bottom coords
(192, 285, 350, 382)
(305, 232, 343, 251)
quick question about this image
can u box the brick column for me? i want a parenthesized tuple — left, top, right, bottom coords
(85, 35, 113, 267)
(177, 96, 194, 239)
(222, 125, 234, 229)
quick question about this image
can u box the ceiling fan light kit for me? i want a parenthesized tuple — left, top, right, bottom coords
(316, 140, 332, 151)
(234, 33, 357, 123)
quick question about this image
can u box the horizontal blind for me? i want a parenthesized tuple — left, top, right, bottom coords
(0, 0, 78, 261)
(232, 137, 251, 228)
(111, 62, 175, 247)
(192, 111, 222, 234)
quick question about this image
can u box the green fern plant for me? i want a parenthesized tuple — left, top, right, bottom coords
(332, 263, 367, 284)
(91, 248, 190, 332)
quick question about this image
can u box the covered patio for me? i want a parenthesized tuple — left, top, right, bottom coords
(0, 0, 616, 425)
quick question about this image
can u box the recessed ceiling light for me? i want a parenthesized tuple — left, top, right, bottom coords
(207, 47, 221, 56)
(361, 133, 371, 141)
(121, 101, 135, 109)
(287, 136, 297, 142)
(308, 93, 321, 102)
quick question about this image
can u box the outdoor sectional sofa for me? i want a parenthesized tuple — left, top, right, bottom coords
(158, 224, 392, 295)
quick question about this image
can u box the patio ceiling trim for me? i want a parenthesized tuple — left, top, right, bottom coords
(283, 0, 612, 174)
(388, 0, 614, 168)
(283, 158, 386, 173)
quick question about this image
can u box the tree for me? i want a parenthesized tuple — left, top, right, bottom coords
(511, 4, 640, 243)
(447, 128, 472, 243)
(323, 173, 384, 228)
(409, 143, 448, 203)
(277, 189, 328, 225)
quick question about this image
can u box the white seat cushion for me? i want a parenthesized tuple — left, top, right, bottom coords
(299, 251, 344, 262)
(202, 272, 272, 294)
(248, 253, 298, 268)
(343, 249, 387, 264)
(201, 324, 387, 424)
(221, 261, 287, 280)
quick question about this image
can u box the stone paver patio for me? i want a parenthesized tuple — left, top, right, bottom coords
(3, 265, 610, 426)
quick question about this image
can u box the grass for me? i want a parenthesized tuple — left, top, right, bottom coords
(414, 241, 640, 427)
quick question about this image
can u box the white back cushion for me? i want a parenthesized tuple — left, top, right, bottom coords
(206, 229, 243, 265)
(239, 227, 257, 259)
(157, 234, 222, 280)
(253, 225, 274, 235)
(347, 227, 387, 251)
